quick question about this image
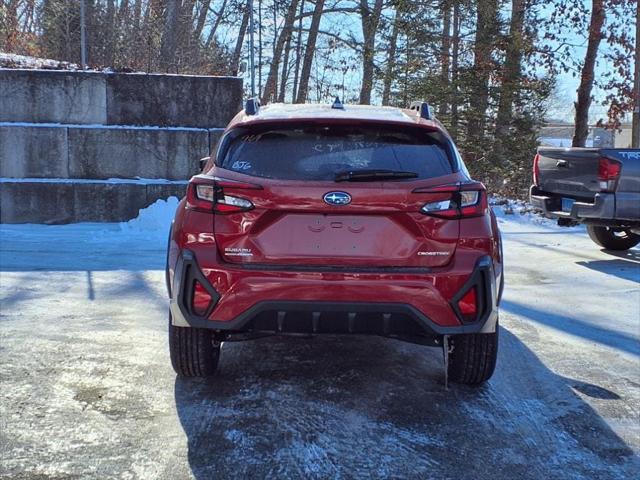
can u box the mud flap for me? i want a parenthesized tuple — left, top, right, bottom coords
(443, 335, 450, 390)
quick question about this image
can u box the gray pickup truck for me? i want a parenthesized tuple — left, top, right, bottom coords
(530, 147, 640, 250)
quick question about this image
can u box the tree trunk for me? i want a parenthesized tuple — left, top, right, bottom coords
(381, 11, 399, 106)
(572, 0, 605, 147)
(494, 0, 525, 151)
(133, 0, 142, 30)
(261, 0, 300, 103)
(230, 4, 250, 76)
(291, 0, 306, 102)
(177, 0, 196, 68)
(159, 0, 181, 71)
(295, 0, 324, 103)
(450, 1, 461, 138)
(278, 20, 295, 102)
(632, 0, 639, 148)
(205, 0, 227, 48)
(194, 0, 212, 42)
(466, 0, 498, 141)
(258, 0, 264, 93)
(358, 0, 384, 105)
(439, 2, 451, 116)
(105, 0, 116, 65)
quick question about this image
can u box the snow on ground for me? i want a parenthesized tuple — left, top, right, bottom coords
(0, 199, 638, 479)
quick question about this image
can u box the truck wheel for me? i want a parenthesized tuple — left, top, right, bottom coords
(448, 328, 498, 386)
(586, 225, 640, 251)
(169, 315, 220, 377)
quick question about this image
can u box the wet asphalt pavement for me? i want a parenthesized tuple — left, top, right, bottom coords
(0, 215, 638, 479)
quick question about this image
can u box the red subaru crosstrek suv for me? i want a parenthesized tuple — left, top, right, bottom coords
(167, 100, 503, 385)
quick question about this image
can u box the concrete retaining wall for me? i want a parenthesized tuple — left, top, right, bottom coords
(0, 180, 187, 224)
(0, 70, 107, 125)
(0, 69, 242, 128)
(0, 125, 224, 180)
(0, 68, 240, 223)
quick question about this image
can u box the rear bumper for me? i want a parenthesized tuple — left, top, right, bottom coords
(529, 186, 615, 220)
(530, 186, 640, 222)
(169, 250, 499, 338)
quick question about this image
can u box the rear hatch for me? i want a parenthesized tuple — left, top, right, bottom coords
(208, 122, 466, 269)
(536, 148, 603, 199)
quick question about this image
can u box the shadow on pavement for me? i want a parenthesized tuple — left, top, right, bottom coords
(174, 328, 637, 479)
(501, 299, 639, 357)
(576, 258, 640, 283)
(575, 248, 640, 283)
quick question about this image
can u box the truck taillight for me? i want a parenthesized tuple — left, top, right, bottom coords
(597, 157, 621, 192)
(186, 175, 260, 213)
(417, 182, 487, 219)
(533, 153, 540, 185)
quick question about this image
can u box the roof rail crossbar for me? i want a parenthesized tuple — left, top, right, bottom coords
(409, 101, 432, 120)
(245, 98, 260, 116)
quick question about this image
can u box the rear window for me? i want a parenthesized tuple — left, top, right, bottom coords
(218, 124, 455, 181)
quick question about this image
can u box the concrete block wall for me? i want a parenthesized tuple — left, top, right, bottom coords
(0, 69, 241, 223)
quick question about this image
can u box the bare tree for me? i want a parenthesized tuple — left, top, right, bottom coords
(466, 0, 499, 141)
(358, 0, 383, 104)
(572, 0, 605, 147)
(291, 0, 306, 102)
(439, 1, 451, 116)
(194, 0, 213, 41)
(295, 0, 324, 103)
(632, 0, 639, 148)
(262, 0, 300, 103)
(159, 0, 182, 71)
(495, 0, 526, 152)
(381, 10, 399, 106)
(450, 1, 461, 138)
(230, 3, 250, 76)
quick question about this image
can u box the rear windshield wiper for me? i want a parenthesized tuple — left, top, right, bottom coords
(334, 169, 418, 182)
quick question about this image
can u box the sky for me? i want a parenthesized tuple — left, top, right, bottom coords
(225, 1, 635, 125)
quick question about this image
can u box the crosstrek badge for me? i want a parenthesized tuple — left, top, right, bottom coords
(224, 247, 253, 257)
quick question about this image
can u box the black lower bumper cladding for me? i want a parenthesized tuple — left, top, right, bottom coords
(171, 251, 221, 321)
(169, 250, 499, 339)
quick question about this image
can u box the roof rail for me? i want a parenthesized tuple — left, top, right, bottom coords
(331, 96, 345, 110)
(245, 98, 260, 116)
(409, 101, 432, 120)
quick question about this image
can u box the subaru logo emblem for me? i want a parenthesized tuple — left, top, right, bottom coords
(323, 191, 351, 206)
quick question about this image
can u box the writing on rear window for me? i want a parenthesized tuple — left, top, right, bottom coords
(222, 125, 455, 181)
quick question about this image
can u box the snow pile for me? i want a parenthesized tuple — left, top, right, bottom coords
(0, 53, 80, 70)
(119, 197, 180, 238)
(491, 196, 555, 227)
(489, 196, 585, 234)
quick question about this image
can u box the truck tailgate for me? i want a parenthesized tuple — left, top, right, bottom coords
(536, 148, 601, 199)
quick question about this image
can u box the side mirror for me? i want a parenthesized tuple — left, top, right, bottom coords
(199, 157, 210, 172)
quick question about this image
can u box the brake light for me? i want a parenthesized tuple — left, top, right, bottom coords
(186, 175, 259, 213)
(458, 287, 477, 319)
(418, 183, 487, 219)
(597, 157, 621, 191)
(533, 153, 540, 185)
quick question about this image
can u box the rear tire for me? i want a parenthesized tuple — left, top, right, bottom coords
(169, 315, 220, 377)
(448, 327, 498, 386)
(586, 225, 640, 251)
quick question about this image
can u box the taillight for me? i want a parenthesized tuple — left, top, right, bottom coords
(533, 153, 540, 185)
(458, 287, 477, 321)
(417, 182, 487, 219)
(597, 157, 621, 192)
(186, 175, 260, 213)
